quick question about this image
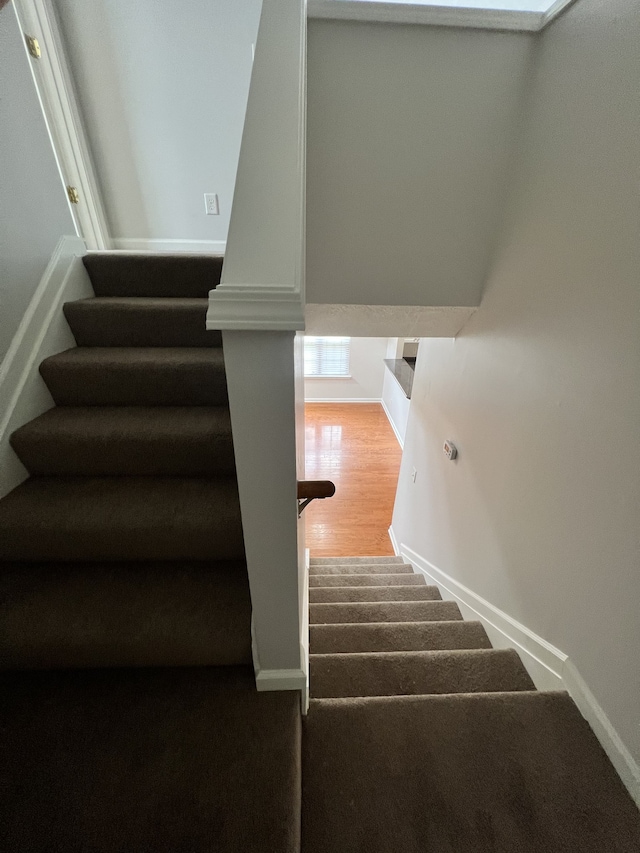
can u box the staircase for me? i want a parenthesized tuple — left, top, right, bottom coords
(0, 254, 301, 852)
(0, 253, 638, 849)
(302, 556, 640, 852)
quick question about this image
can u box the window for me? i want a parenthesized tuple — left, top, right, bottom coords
(304, 336, 351, 377)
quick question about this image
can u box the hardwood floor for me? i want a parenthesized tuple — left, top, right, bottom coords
(304, 403, 402, 557)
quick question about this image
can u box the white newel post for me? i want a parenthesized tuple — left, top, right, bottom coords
(207, 0, 308, 696)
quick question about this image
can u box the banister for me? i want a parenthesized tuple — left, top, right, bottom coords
(298, 479, 336, 515)
(298, 480, 336, 500)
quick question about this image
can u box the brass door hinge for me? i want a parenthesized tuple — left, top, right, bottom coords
(25, 35, 41, 59)
(66, 186, 80, 204)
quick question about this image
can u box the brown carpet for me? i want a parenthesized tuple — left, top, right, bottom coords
(303, 692, 640, 852)
(11, 405, 235, 476)
(0, 253, 302, 851)
(309, 583, 442, 602)
(309, 571, 426, 586)
(0, 560, 251, 669)
(310, 599, 462, 623)
(303, 556, 640, 851)
(0, 666, 301, 853)
(310, 620, 493, 654)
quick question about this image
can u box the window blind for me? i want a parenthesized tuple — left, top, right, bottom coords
(304, 336, 351, 377)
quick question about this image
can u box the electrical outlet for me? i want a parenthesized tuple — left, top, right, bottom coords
(204, 193, 219, 215)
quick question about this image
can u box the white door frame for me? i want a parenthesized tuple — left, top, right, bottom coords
(12, 0, 111, 249)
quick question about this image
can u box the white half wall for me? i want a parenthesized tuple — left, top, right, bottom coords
(304, 337, 388, 401)
(381, 340, 411, 447)
(306, 19, 534, 308)
(0, 3, 75, 363)
(54, 0, 262, 245)
(391, 0, 640, 776)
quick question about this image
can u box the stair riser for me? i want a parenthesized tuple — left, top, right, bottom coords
(309, 650, 536, 699)
(310, 621, 492, 654)
(309, 574, 425, 587)
(64, 302, 221, 348)
(83, 254, 223, 298)
(309, 564, 413, 576)
(309, 587, 441, 603)
(310, 556, 404, 566)
(0, 562, 251, 670)
(11, 432, 235, 477)
(40, 358, 228, 407)
(0, 478, 244, 563)
(310, 601, 462, 624)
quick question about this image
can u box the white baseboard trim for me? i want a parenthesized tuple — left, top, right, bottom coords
(111, 238, 226, 254)
(304, 397, 382, 404)
(561, 659, 640, 808)
(394, 534, 640, 807)
(399, 541, 566, 690)
(255, 668, 308, 692)
(0, 236, 90, 498)
(301, 551, 311, 713)
(380, 398, 404, 448)
(388, 524, 400, 556)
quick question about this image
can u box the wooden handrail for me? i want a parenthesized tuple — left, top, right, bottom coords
(297, 480, 336, 500)
(297, 480, 336, 515)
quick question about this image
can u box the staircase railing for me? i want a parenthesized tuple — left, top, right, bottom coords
(206, 0, 308, 697)
(298, 480, 336, 515)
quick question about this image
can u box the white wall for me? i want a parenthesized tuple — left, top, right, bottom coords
(304, 337, 388, 401)
(54, 0, 262, 248)
(381, 339, 411, 446)
(392, 0, 640, 768)
(306, 20, 534, 309)
(0, 3, 75, 362)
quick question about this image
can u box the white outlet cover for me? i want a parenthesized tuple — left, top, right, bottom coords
(204, 193, 219, 215)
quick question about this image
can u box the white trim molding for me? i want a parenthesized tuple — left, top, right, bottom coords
(392, 534, 640, 807)
(111, 238, 226, 255)
(207, 286, 305, 331)
(255, 668, 308, 692)
(388, 524, 401, 556)
(12, 1, 110, 249)
(308, 0, 577, 32)
(0, 236, 89, 498)
(208, 0, 307, 331)
(381, 398, 405, 448)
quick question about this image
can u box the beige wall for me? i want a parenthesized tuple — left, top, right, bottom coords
(392, 0, 640, 764)
(306, 19, 534, 309)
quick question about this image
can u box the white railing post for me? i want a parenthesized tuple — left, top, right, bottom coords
(207, 0, 308, 693)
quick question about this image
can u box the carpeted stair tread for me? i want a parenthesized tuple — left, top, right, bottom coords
(309, 562, 414, 576)
(64, 297, 221, 348)
(310, 620, 492, 654)
(310, 649, 535, 698)
(0, 476, 243, 562)
(83, 252, 223, 298)
(0, 561, 251, 670)
(309, 572, 425, 587)
(309, 585, 441, 603)
(310, 556, 404, 565)
(302, 691, 640, 852)
(0, 666, 301, 853)
(40, 347, 227, 406)
(10, 406, 234, 476)
(310, 600, 462, 624)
